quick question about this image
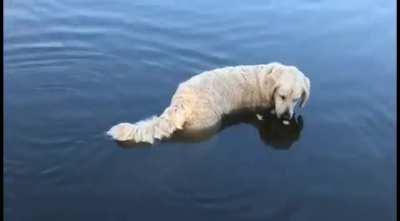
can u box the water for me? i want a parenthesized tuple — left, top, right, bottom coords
(4, 0, 396, 220)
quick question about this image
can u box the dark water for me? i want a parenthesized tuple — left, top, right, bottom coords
(4, 0, 396, 220)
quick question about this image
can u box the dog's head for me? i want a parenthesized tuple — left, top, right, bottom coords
(264, 63, 310, 121)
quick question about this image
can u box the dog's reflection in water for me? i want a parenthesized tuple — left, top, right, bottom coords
(116, 111, 304, 150)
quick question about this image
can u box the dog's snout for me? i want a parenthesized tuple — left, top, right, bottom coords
(282, 111, 291, 120)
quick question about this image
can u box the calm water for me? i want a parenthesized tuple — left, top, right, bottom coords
(4, 0, 396, 220)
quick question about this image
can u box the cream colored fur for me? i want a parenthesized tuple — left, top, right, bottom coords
(107, 62, 310, 144)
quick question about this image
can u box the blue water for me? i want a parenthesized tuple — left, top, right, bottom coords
(4, 0, 396, 220)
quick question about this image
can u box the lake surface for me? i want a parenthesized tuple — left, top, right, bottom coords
(4, 0, 396, 220)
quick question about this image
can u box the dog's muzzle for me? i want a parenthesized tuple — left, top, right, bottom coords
(281, 111, 293, 125)
(281, 112, 291, 120)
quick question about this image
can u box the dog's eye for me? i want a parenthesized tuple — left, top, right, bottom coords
(280, 95, 286, 100)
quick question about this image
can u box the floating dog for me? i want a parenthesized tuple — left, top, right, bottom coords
(107, 62, 310, 144)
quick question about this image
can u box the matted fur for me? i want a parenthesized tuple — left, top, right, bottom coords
(107, 62, 310, 144)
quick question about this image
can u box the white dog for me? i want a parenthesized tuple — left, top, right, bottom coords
(107, 62, 310, 144)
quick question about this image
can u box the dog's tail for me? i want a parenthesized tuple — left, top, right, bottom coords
(106, 103, 187, 144)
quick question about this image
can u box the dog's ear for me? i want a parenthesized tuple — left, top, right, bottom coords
(300, 76, 310, 108)
(264, 64, 283, 102)
(264, 70, 280, 103)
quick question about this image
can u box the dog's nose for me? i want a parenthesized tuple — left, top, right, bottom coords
(282, 112, 291, 120)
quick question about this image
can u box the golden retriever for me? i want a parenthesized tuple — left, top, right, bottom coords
(107, 62, 311, 144)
